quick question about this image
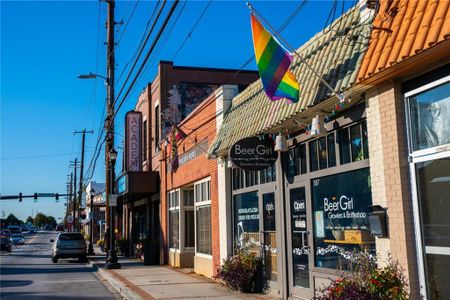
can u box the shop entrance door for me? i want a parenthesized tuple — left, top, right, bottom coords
(411, 154, 450, 299)
(259, 191, 279, 292)
(286, 185, 313, 299)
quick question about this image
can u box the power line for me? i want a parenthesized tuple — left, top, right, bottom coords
(116, 0, 140, 45)
(172, 0, 212, 61)
(114, 0, 168, 105)
(116, 0, 161, 86)
(114, 0, 180, 116)
(1, 150, 94, 160)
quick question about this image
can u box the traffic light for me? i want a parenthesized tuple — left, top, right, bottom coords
(55, 193, 59, 203)
(34, 193, 38, 202)
(19, 192, 23, 202)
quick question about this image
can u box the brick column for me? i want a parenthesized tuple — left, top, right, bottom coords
(365, 79, 419, 297)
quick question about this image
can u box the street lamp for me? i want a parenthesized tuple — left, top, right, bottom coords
(77, 72, 108, 84)
(105, 147, 120, 269)
(87, 188, 95, 256)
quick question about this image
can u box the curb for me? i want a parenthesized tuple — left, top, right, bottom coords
(88, 261, 146, 300)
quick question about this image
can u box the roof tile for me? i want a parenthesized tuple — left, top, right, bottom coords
(358, 0, 450, 82)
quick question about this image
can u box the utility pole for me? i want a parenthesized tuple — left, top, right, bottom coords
(66, 173, 73, 228)
(75, 129, 94, 232)
(105, 0, 120, 269)
(70, 159, 78, 232)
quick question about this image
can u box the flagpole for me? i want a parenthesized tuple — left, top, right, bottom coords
(246, 2, 345, 103)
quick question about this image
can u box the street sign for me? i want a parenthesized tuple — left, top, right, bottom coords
(109, 194, 117, 207)
(67, 215, 73, 224)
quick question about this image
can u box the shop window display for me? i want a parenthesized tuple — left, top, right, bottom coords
(233, 192, 260, 254)
(312, 168, 374, 270)
(408, 81, 450, 151)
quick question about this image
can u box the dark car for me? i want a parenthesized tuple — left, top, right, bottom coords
(1, 236, 13, 252)
(1, 229, 11, 238)
(56, 224, 65, 232)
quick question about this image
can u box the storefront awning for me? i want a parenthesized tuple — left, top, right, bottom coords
(116, 171, 159, 202)
(208, 4, 372, 157)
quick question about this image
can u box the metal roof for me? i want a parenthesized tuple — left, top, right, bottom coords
(209, 4, 373, 156)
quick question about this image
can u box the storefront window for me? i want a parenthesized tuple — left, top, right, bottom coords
(312, 168, 374, 270)
(168, 190, 180, 249)
(233, 192, 260, 254)
(263, 193, 277, 282)
(196, 205, 212, 255)
(260, 164, 276, 184)
(310, 140, 319, 172)
(408, 81, 450, 151)
(318, 137, 327, 170)
(350, 124, 363, 161)
(169, 210, 179, 249)
(194, 178, 212, 255)
(327, 133, 336, 167)
(287, 143, 307, 177)
(339, 121, 369, 165)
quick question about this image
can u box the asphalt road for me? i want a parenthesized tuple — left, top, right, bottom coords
(0, 231, 119, 299)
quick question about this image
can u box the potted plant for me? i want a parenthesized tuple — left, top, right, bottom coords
(214, 248, 264, 293)
(314, 251, 409, 300)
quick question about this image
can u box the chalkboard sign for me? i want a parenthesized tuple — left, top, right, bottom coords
(229, 137, 277, 171)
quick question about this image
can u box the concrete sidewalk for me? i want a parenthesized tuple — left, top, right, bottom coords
(89, 248, 274, 300)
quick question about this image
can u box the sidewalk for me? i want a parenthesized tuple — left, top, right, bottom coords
(89, 247, 275, 300)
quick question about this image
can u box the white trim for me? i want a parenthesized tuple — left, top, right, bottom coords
(408, 161, 428, 299)
(411, 149, 450, 163)
(404, 75, 450, 97)
(425, 246, 450, 256)
(195, 252, 213, 259)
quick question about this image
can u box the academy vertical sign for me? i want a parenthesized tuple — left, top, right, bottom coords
(125, 111, 142, 172)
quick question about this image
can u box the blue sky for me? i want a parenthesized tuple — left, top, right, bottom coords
(1, 0, 355, 221)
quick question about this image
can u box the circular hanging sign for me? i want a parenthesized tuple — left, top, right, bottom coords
(229, 136, 277, 171)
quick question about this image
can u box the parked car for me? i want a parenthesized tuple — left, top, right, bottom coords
(51, 232, 87, 263)
(28, 226, 37, 233)
(0, 236, 13, 252)
(10, 233, 25, 245)
(56, 224, 65, 232)
(7, 225, 22, 234)
(1, 229, 11, 238)
(21, 225, 29, 233)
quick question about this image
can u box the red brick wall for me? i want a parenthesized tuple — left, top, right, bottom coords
(160, 92, 221, 271)
(144, 61, 257, 264)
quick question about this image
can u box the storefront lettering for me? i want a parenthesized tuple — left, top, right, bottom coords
(265, 202, 274, 212)
(293, 201, 305, 211)
(234, 144, 273, 156)
(125, 111, 142, 172)
(324, 195, 354, 212)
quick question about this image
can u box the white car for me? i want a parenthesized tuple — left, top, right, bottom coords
(10, 234, 25, 245)
(51, 232, 87, 263)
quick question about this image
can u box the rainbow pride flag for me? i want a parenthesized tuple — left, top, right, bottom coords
(250, 13, 299, 104)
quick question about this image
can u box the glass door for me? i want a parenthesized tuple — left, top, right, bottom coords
(261, 192, 278, 288)
(287, 186, 312, 299)
(413, 155, 450, 299)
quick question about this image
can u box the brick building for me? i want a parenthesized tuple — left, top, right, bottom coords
(117, 61, 258, 266)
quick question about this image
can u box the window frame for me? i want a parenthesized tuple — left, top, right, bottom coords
(194, 177, 212, 258)
(168, 189, 180, 250)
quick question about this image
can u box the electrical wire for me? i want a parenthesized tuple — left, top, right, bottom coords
(172, 0, 212, 61)
(114, 0, 168, 106)
(114, 0, 180, 117)
(116, 0, 140, 45)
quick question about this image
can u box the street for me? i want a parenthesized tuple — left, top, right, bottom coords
(0, 231, 119, 299)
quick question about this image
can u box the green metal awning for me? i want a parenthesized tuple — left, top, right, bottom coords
(209, 4, 373, 157)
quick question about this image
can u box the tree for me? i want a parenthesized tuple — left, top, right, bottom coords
(26, 216, 34, 225)
(34, 213, 47, 228)
(46, 216, 57, 228)
(6, 213, 22, 226)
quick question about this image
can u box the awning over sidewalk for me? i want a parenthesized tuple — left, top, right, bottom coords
(208, 4, 373, 157)
(116, 171, 159, 202)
